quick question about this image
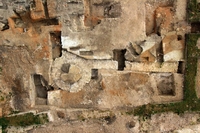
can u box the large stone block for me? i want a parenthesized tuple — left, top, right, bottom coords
(125, 62, 178, 73)
(140, 34, 162, 62)
(162, 32, 184, 61)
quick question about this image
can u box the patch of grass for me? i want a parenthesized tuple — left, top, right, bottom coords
(184, 57, 198, 101)
(186, 34, 200, 58)
(0, 113, 48, 132)
(0, 96, 4, 101)
(0, 117, 9, 132)
(188, 0, 200, 22)
(132, 102, 189, 117)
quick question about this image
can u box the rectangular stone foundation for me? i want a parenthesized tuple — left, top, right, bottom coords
(125, 62, 178, 73)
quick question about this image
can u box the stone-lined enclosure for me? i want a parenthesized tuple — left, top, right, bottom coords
(0, 0, 189, 116)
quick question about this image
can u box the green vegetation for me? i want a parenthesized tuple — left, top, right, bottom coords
(188, 0, 200, 22)
(9, 110, 20, 115)
(77, 114, 86, 121)
(0, 96, 4, 101)
(0, 92, 13, 103)
(0, 113, 48, 133)
(130, 34, 200, 117)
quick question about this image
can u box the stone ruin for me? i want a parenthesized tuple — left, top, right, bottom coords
(0, 0, 189, 122)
